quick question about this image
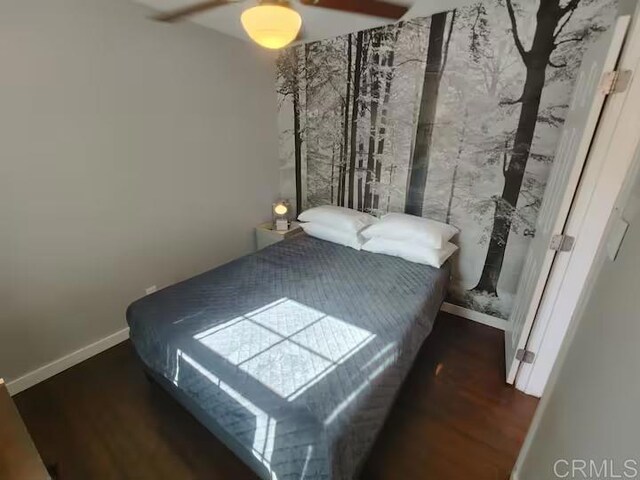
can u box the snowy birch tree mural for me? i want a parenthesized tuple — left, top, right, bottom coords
(276, 0, 617, 320)
(472, 0, 609, 297)
(276, 47, 306, 213)
(405, 11, 452, 216)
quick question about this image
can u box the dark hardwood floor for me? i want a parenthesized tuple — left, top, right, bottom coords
(14, 313, 538, 480)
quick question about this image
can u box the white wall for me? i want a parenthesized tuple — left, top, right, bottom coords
(513, 146, 640, 478)
(0, 0, 279, 383)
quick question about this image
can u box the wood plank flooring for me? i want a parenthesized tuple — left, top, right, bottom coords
(14, 313, 538, 480)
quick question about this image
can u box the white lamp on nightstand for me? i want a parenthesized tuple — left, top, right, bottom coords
(272, 200, 291, 231)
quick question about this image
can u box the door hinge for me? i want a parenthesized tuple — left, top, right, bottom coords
(516, 349, 535, 364)
(550, 234, 575, 252)
(600, 69, 632, 95)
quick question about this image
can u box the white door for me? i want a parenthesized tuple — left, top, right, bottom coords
(505, 16, 630, 384)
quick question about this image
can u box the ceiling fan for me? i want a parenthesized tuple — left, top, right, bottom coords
(152, 0, 411, 49)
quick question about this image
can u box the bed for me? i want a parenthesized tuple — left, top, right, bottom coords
(127, 233, 449, 479)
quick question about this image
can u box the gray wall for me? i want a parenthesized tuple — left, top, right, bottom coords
(0, 0, 279, 382)
(514, 147, 640, 478)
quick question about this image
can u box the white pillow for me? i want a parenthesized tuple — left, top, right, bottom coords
(361, 213, 458, 248)
(298, 206, 378, 233)
(362, 237, 458, 268)
(300, 222, 363, 250)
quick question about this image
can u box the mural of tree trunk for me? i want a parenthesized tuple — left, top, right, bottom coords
(337, 144, 345, 205)
(373, 23, 402, 211)
(473, 0, 582, 295)
(357, 138, 365, 210)
(404, 12, 448, 216)
(385, 165, 397, 212)
(364, 33, 382, 212)
(445, 164, 458, 223)
(275, 47, 305, 214)
(357, 34, 371, 212)
(292, 52, 303, 214)
(446, 104, 467, 223)
(372, 161, 383, 210)
(330, 144, 336, 203)
(348, 31, 364, 209)
(338, 35, 353, 207)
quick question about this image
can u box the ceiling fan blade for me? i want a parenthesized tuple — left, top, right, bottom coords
(298, 0, 409, 19)
(153, 0, 239, 22)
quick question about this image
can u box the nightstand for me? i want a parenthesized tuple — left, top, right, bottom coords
(255, 221, 303, 250)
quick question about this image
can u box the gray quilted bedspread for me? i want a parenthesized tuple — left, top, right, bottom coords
(127, 234, 449, 480)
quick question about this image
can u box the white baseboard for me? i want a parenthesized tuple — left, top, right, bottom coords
(7, 327, 130, 396)
(441, 302, 508, 331)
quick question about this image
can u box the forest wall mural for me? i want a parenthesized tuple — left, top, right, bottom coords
(276, 0, 617, 320)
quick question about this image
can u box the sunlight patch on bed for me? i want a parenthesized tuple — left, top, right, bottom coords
(248, 298, 325, 335)
(195, 317, 282, 365)
(178, 350, 279, 480)
(194, 298, 376, 400)
(324, 353, 396, 426)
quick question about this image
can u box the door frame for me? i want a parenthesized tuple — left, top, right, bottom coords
(504, 16, 630, 385)
(513, 11, 640, 398)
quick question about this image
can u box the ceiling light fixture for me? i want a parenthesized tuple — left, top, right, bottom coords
(240, 3, 302, 50)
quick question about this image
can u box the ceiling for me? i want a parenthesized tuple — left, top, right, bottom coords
(133, 0, 468, 45)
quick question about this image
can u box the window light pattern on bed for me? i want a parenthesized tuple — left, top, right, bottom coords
(194, 298, 376, 400)
(175, 350, 281, 479)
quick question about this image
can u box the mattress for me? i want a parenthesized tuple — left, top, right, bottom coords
(127, 234, 449, 480)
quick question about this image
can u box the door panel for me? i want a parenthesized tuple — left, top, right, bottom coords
(505, 16, 630, 384)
